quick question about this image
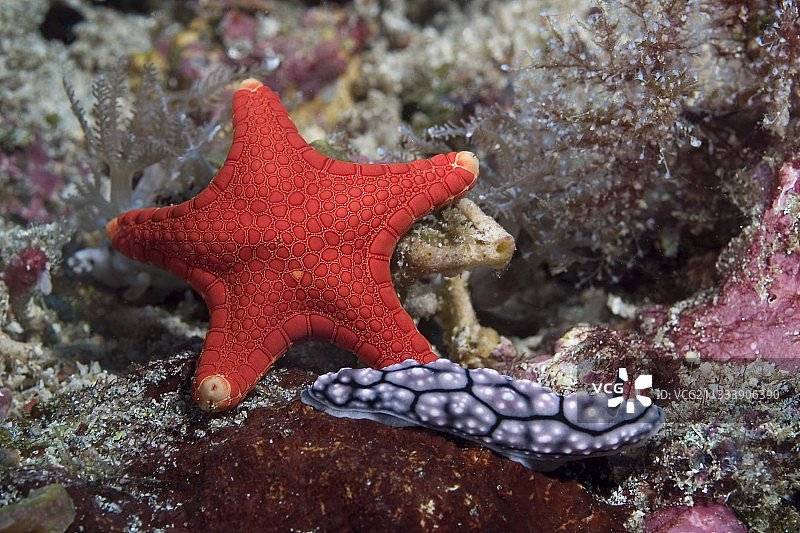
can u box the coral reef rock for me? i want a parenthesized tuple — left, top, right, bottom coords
(649, 159, 800, 370)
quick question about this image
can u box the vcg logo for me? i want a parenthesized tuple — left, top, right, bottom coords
(591, 368, 653, 413)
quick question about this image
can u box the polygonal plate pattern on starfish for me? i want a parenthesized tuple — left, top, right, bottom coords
(106, 79, 479, 411)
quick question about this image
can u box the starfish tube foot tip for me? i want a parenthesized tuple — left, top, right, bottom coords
(193, 375, 233, 411)
(105, 217, 119, 241)
(454, 151, 479, 177)
(238, 78, 263, 91)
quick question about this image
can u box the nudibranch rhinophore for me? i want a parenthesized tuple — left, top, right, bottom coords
(301, 358, 664, 471)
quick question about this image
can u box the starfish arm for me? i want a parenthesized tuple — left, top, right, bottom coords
(307, 250, 438, 368)
(387, 150, 480, 223)
(341, 280, 439, 369)
(191, 314, 283, 411)
(231, 79, 479, 223)
(106, 208, 222, 283)
(362, 152, 479, 265)
(106, 208, 169, 268)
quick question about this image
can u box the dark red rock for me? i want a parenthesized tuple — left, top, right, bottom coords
(135, 402, 626, 532)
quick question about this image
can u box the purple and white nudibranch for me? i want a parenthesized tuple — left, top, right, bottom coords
(301, 358, 664, 470)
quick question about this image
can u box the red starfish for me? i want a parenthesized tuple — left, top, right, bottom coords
(106, 79, 479, 410)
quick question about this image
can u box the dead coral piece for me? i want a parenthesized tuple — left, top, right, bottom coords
(393, 198, 515, 292)
(393, 198, 515, 367)
(529, 323, 669, 396)
(433, 272, 516, 368)
(0, 332, 41, 366)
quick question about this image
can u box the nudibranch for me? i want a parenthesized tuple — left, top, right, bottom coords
(301, 358, 664, 470)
